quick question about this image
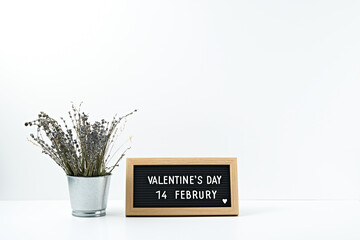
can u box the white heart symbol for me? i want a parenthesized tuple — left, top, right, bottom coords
(222, 199, 227, 204)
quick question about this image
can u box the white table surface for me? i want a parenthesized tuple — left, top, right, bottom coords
(1, 200, 360, 240)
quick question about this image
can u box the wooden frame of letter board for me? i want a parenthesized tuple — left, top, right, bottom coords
(126, 157, 239, 216)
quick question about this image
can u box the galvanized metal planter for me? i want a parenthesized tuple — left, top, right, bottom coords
(67, 175, 111, 217)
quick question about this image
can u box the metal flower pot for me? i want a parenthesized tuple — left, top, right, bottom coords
(67, 174, 111, 217)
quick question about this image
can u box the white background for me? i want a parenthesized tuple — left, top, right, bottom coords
(1, 0, 360, 201)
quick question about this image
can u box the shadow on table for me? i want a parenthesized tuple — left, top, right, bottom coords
(239, 207, 278, 217)
(106, 208, 124, 217)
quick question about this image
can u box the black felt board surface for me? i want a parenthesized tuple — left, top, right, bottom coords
(133, 165, 231, 208)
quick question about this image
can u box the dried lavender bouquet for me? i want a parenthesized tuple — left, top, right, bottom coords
(25, 104, 137, 177)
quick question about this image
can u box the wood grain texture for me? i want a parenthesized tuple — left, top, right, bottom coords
(126, 157, 239, 216)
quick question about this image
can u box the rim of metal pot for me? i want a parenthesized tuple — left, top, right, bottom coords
(67, 173, 112, 179)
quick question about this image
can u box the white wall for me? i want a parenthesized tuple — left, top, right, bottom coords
(1, 0, 360, 200)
